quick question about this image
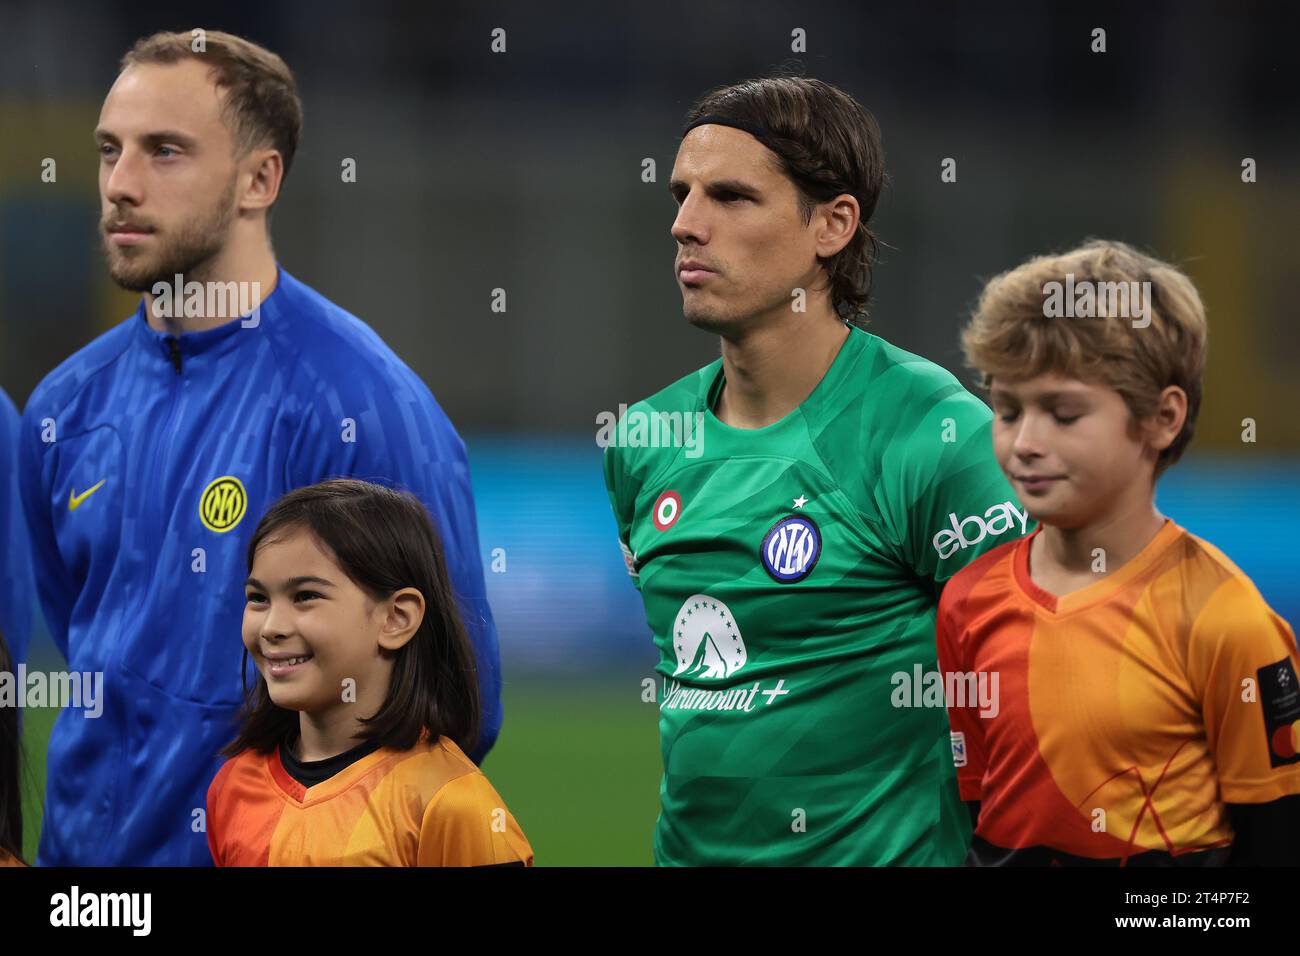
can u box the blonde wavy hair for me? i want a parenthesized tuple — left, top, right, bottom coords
(961, 239, 1207, 477)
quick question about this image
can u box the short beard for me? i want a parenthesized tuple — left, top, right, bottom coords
(683, 302, 733, 336)
(103, 176, 237, 293)
(683, 291, 784, 339)
(682, 290, 751, 336)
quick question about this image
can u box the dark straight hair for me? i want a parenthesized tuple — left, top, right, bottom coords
(221, 478, 480, 758)
(0, 629, 23, 862)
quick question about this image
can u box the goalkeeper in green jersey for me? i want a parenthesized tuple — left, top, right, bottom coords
(602, 76, 1030, 865)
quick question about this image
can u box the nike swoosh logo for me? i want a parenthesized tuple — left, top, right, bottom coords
(68, 480, 106, 511)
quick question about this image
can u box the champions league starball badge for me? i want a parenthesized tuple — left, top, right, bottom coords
(759, 514, 821, 583)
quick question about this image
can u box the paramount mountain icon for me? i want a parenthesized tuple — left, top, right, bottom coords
(684, 630, 727, 678)
(661, 595, 791, 713)
(671, 594, 746, 680)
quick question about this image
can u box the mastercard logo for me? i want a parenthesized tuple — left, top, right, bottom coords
(1270, 721, 1300, 759)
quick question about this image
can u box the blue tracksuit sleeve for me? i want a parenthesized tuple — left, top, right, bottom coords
(16, 395, 76, 663)
(284, 370, 502, 764)
(1, 388, 35, 667)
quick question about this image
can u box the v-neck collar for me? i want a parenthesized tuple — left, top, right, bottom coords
(268, 740, 393, 805)
(702, 323, 868, 435)
(1013, 518, 1182, 616)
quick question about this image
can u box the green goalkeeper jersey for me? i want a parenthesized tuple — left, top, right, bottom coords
(602, 326, 1031, 865)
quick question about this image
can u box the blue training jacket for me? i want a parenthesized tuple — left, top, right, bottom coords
(1, 386, 35, 669)
(18, 269, 502, 865)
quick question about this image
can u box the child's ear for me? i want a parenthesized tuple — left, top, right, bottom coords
(377, 589, 425, 652)
(1146, 385, 1189, 452)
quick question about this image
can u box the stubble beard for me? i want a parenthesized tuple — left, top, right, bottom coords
(102, 176, 238, 293)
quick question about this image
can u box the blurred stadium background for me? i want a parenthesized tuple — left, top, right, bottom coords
(2, 0, 1297, 864)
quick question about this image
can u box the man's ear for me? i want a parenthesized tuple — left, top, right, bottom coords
(814, 193, 859, 260)
(238, 149, 284, 216)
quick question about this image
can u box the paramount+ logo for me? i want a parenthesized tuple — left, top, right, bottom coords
(931, 500, 1029, 560)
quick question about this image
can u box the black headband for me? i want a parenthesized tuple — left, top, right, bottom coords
(682, 114, 776, 144)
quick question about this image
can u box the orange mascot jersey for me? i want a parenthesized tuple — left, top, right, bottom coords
(206, 734, 533, 866)
(937, 519, 1300, 863)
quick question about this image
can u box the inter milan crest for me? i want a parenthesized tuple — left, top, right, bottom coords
(760, 514, 821, 583)
(199, 475, 248, 533)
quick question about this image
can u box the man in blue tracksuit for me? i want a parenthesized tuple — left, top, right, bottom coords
(2, 384, 35, 866)
(1, 387, 35, 672)
(18, 30, 502, 865)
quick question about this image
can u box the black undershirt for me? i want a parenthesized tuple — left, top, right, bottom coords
(279, 733, 383, 788)
(276, 732, 529, 867)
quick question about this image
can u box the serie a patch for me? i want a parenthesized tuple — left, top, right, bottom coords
(950, 731, 967, 768)
(1257, 657, 1300, 767)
